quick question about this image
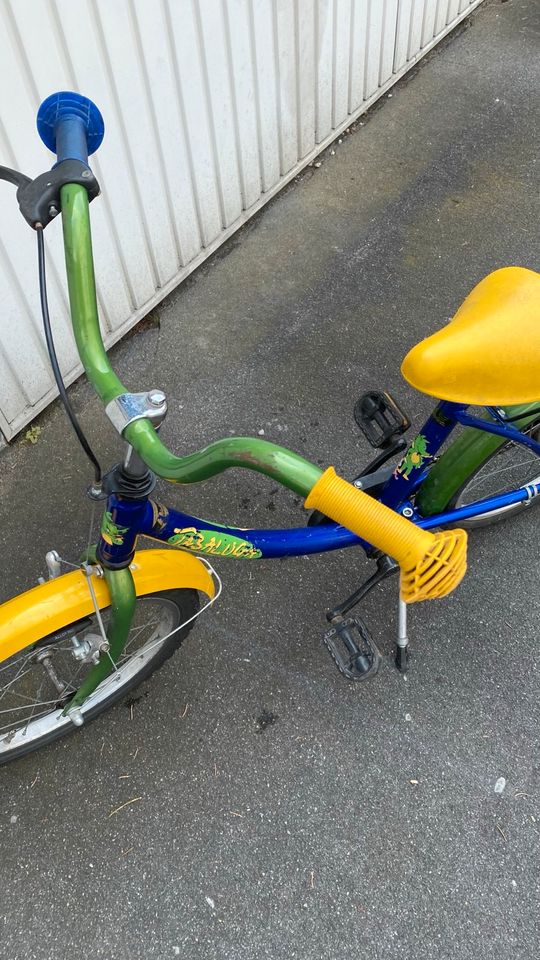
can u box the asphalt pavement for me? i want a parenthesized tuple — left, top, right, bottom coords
(0, 1, 539, 957)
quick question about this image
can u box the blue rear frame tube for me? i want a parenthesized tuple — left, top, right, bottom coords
(454, 408, 540, 453)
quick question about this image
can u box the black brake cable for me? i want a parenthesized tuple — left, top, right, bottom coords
(36, 226, 102, 483)
(502, 407, 540, 423)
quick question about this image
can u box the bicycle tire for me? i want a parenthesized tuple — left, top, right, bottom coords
(0, 588, 199, 765)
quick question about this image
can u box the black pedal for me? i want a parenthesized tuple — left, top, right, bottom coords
(323, 616, 381, 681)
(354, 391, 410, 449)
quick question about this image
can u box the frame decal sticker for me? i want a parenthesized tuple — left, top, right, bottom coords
(150, 500, 170, 532)
(101, 510, 129, 546)
(394, 435, 432, 479)
(168, 526, 263, 559)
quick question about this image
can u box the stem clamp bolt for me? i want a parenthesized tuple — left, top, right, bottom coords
(105, 390, 168, 435)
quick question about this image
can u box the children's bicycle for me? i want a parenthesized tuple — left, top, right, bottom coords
(0, 92, 539, 765)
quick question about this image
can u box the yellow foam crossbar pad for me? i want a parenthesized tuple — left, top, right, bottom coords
(305, 468, 467, 603)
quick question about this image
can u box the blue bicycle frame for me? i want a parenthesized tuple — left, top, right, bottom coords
(98, 401, 540, 569)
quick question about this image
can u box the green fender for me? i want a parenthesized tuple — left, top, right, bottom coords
(416, 404, 540, 517)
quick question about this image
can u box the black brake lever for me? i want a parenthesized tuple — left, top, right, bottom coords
(1, 161, 100, 229)
(0, 165, 31, 189)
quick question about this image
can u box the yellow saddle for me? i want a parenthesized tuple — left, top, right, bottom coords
(401, 267, 540, 405)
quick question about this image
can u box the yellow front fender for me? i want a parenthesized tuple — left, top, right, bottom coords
(0, 549, 215, 663)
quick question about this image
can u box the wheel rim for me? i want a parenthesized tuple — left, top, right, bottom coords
(0, 595, 180, 757)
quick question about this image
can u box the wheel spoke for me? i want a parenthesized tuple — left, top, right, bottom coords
(0, 662, 35, 706)
(0, 698, 63, 716)
(453, 420, 540, 526)
(0, 652, 33, 676)
(22, 675, 47, 736)
(121, 618, 162, 649)
(465, 455, 540, 495)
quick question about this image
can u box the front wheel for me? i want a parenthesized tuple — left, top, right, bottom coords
(0, 588, 199, 765)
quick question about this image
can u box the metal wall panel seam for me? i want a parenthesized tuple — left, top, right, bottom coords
(0, 236, 51, 386)
(225, 0, 263, 209)
(379, 0, 388, 86)
(315, 0, 336, 142)
(331, 0, 339, 128)
(434, 0, 447, 33)
(247, 0, 268, 193)
(349, 0, 369, 111)
(333, 0, 353, 128)
(275, 1, 299, 174)
(347, 0, 356, 113)
(447, 0, 461, 24)
(362, 0, 372, 101)
(88, 0, 160, 292)
(222, 0, 250, 210)
(271, 0, 286, 178)
(249, 2, 281, 191)
(0, 334, 26, 404)
(365, 0, 385, 98)
(194, 0, 234, 231)
(422, 0, 437, 47)
(407, 0, 423, 60)
(380, 0, 400, 85)
(295, 0, 317, 158)
(314, 0, 320, 138)
(128, 0, 184, 271)
(161, 0, 206, 251)
(294, 0, 303, 158)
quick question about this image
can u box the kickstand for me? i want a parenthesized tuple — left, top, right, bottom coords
(395, 596, 409, 672)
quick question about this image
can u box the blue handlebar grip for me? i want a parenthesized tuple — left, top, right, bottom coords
(37, 91, 104, 164)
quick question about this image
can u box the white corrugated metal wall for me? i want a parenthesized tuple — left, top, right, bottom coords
(0, 0, 483, 440)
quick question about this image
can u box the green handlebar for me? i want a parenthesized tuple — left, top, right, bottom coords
(60, 183, 323, 498)
(123, 419, 322, 497)
(61, 184, 125, 405)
